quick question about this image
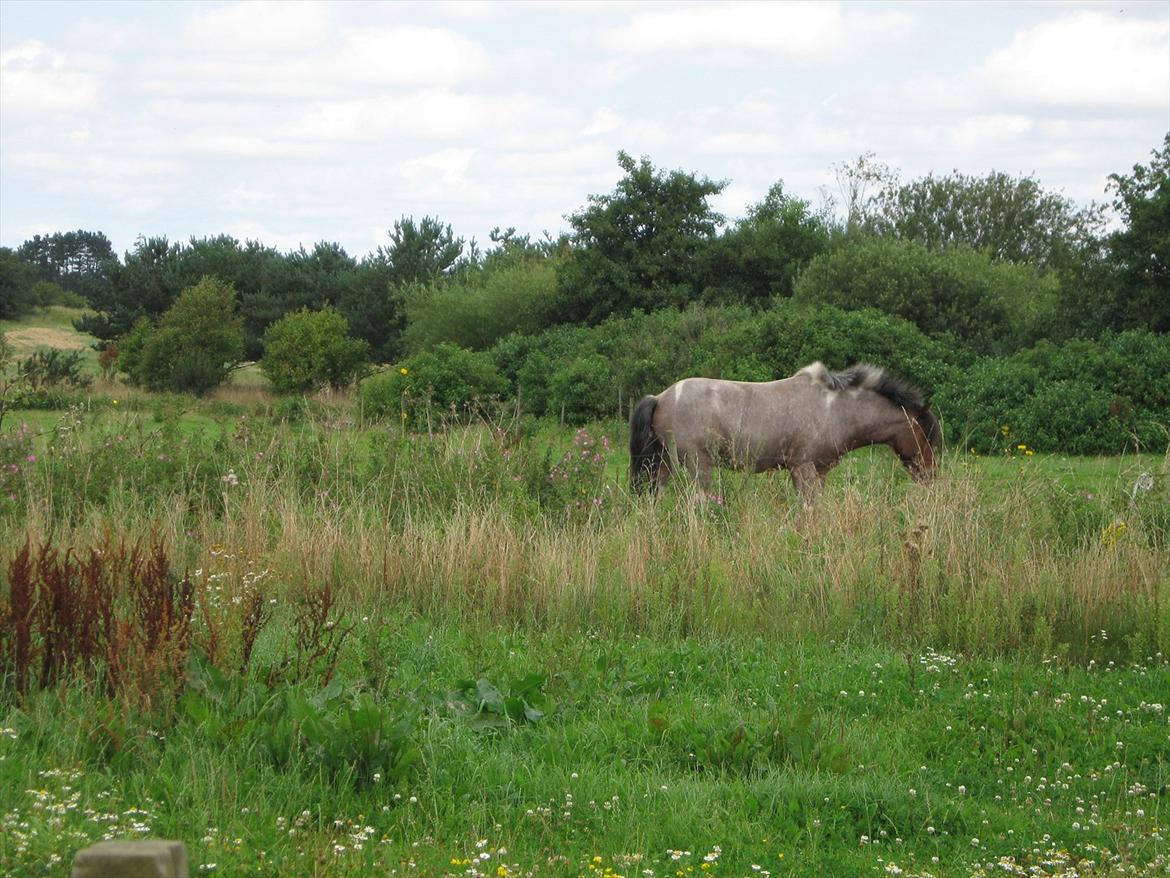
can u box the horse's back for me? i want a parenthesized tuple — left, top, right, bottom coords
(654, 376, 799, 469)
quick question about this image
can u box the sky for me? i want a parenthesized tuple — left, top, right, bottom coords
(1, 0, 1168, 260)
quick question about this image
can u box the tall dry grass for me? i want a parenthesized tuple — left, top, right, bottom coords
(10, 435, 1166, 662)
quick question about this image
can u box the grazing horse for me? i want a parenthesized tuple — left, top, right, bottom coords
(629, 362, 942, 498)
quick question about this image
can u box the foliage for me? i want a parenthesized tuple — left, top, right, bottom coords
(0, 247, 41, 319)
(874, 170, 1105, 272)
(379, 215, 465, 286)
(16, 349, 91, 391)
(122, 277, 245, 395)
(936, 330, 1170, 454)
(16, 229, 115, 303)
(443, 674, 549, 729)
(704, 182, 832, 306)
(183, 658, 420, 791)
(76, 236, 187, 341)
(260, 307, 370, 394)
(546, 354, 616, 423)
(826, 150, 899, 231)
(361, 343, 509, 428)
(793, 235, 1053, 353)
(241, 241, 355, 358)
(1100, 132, 1170, 332)
(1, 538, 193, 702)
(490, 303, 956, 423)
(402, 259, 559, 352)
(555, 151, 726, 324)
(335, 252, 401, 363)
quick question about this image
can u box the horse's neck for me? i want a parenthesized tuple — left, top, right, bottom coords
(834, 395, 906, 453)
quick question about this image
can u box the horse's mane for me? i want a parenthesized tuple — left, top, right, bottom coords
(798, 361, 943, 448)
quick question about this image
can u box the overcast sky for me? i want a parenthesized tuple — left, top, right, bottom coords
(1, 0, 1167, 259)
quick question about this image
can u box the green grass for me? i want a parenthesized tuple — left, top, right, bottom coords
(1, 619, 1166, 877)
(0, 400, 1168, 877)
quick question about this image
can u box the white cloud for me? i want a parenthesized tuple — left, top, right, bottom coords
(139, 21, 490, 99)
(975, 11, 1170, 112)
(599, 1, 913, 63)
(581, 107, 622, 137)
(183, 1, 332, 55)
(0, 40, 102, 115)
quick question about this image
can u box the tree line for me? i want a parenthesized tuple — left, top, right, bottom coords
(1, 136, 1167, 450)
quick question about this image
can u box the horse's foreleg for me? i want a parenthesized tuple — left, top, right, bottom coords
(790, 463, 824, 504)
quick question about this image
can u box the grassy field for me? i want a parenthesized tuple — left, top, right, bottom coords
(0, 343, 1168, 876)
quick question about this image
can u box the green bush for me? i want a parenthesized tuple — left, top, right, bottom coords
(361, 343, 509, 428)
(936, 331, 1170, 454)
(16, 349, 91, 391)
(121, 277, 244, 395)
(547, 354, 616, 424)
(489, 302, 958, 422)
(793, 236, 1048, 353)
(402, 260, 558, 352)
(260, 306, 370, 393)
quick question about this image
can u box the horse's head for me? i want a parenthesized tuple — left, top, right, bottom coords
(896, 406, 942, 483)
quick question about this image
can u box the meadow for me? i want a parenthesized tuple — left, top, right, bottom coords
(1, 409, 1167, 878)
(1, 315, 1168, 877)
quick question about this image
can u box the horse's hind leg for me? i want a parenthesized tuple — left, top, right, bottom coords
(654, 456, 673, 496)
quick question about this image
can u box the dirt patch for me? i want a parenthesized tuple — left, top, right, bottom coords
(4, 327, 91, 353)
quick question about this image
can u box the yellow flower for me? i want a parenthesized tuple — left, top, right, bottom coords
(399, 367, 409, 376)
(1025, 449, 1034, 456)
(1001, 425, 1011, 435)
(111, 399, 119, 406)
(497, 867, 508, 877)
(1017, 444, 1027, 451)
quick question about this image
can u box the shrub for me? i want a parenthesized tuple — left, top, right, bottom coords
(260, 306, 370, 394)
(16, 349, 91, 391)
(361, 343, 508, 428)
(793, 236, 1044, 353)
(936, 331, 1170, 454)
(402, 260, 559, 352)
(547, 354, 616, 424)
(122, 277, 245, 395)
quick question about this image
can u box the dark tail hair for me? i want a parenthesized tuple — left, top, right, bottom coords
(629, 395, 663, 494)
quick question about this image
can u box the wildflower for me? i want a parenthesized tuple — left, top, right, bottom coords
(399, 367, 409, 376)
(111, 399, 119, 406)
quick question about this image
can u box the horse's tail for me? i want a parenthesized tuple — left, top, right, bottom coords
(629, 395, 664, 494)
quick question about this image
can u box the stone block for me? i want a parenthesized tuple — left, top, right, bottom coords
(71, 840, 188, 878)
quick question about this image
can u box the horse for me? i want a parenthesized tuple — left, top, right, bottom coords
(629, 362, 942, 499)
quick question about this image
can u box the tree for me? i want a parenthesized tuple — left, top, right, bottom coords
(242, 241, 356, 357)
(0, 247, 40, 318)
(260, 307, 369, 394)
(875, 170, 1105, 272)
(16, 230, 115, 302)
(378, 216, 464, 287)
(555, 151, 726, 324)
(1101, 133, 1170, 332)
(77, 237, 186, 341)
(122, 277, 244, 395)
(336, 253, 401, 364)
(704, 182, 831, 306)
(402, 260, 559, 352)
(792, 237, 1049, 354)
(826, 151, 899, 232)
